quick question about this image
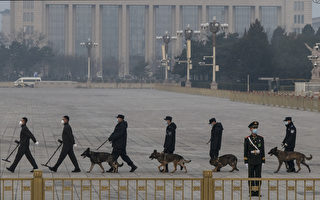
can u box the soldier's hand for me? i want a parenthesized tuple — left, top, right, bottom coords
(35, 141, 39, 145)
(73, 144, 77, 148)
(284, 143, 288, 147)
(245, 164, 248, 168)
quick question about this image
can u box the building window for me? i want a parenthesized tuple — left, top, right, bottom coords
(261, 6, 279, 38)
(23, 12, 34, 22)
(294, 15, 304, 24)
(75, 5, 93, 56)
(129, 5, 146, 64)
(155, 6, 173, 59)
(234, 6, 253, 36)
(207, 6, 226, 23)
(101, 5, 119, 60)
(23, 0, 34, 9)
(294, 1, 304, 11)
(47, 5, 66, 54)
(293, 28, 301, 34)
(24, 25, 34, 34)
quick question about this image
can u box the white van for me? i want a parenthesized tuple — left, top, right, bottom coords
(14, 77, 41, 87)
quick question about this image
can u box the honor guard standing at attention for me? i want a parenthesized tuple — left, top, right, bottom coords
(163, 116, 177, 172)
(282, 117, 296, 173)
(244, 121, 265, 197)
(6, 117, 39, 173)
(208, 118, 224, 160)
(107, 114, 137, 172)
(49, 116, 81, 173)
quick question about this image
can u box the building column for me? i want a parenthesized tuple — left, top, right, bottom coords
(228, 6, 234, 33)
(94, 4, 102, 77)
(146, 5, 155, 64)
(255, 6, 260, 21)
(174, 5, 181, 57)
(67, 4, 74, 55)
(119, 5, 129, 77)
(201, 5, 207, 23)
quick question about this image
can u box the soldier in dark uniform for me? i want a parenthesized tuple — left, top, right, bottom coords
(282, 117, 296, 173)
(244, 121, 265, 197)
(6, 117, 39, 173)
(49, 116, 81, 173)
(208, 118, 224, 160)
(163, 116, 176, 172)
(107, 114, 137, 172)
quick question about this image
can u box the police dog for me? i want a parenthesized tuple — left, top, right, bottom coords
(81, 148, 123, 173)
(268, 147, 312, 173)
(210, 154, 239, 172)
(149, 150, 191, 173)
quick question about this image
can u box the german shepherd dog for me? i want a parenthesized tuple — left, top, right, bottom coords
(149, 150, 191, 173)
(81, 148, 123, 173)
(210, 154, 239, 172)
(268, 147, 312, 173)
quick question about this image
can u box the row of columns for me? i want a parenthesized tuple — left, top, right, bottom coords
(57, 4, 273, 77)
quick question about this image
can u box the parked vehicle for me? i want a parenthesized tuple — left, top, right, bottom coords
(14, 77, 41, 87)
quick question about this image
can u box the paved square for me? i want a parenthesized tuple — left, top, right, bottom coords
(0, 88, 319, 199)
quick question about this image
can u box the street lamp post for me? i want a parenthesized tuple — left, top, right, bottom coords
(80, 38, 98, 86)
(200, 17, 228, 89)
(156, 31, 177, 81)
(176, 24, 200, 87)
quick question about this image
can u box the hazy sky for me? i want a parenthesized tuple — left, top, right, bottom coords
(0, 1, 319, 18)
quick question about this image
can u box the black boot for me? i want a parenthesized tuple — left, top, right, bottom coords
(106, 168, 114, 173)
(6, 167, 14, 173)
(30, 167, 38, 173)
(129, 164, 137, 172)
(72, 168, 81, 173)
(48, 166, 57, 172)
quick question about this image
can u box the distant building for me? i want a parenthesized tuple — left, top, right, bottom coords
(0, 9, 10, 37)
(10, 1, 312, 77)
(313, 17, 320, 32)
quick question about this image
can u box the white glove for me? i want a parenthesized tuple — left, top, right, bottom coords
(73, 144, 77, 147)
(35, 141, 39, 145)
(245, 164, 248, 168)
(250, 150, 260, 154)
(262, 163, 265, 166)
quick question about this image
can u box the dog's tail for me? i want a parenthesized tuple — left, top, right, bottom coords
(118, 162, 124, 167)
(184, 159, 191, 163)
(306, 155, 312, 160)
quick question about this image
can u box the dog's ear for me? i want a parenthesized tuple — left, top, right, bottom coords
(86, 147, 90, 151)
(153, 149, 157, 153)
(275, 147, 277, 150)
